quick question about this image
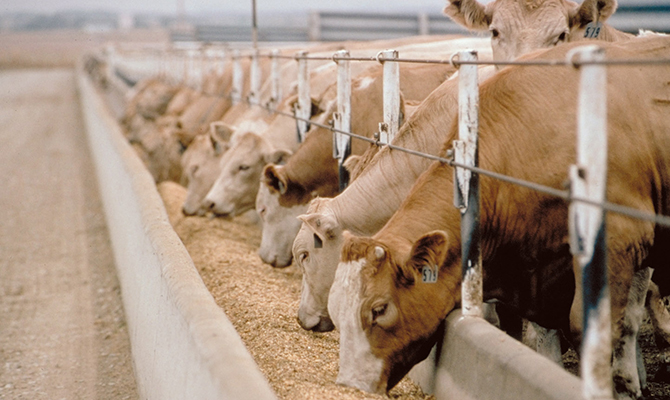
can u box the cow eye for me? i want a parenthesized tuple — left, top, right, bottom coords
(239, 164, 250, 171)
(298, 251, 309, 264)
(552, 31, 568, 45)
(190, 165, 199, 176)
(371, 304, 387, 321)
(490, 28, 500, 39)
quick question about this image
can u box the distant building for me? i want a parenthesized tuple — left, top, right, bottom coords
(118, 13, 135, 31)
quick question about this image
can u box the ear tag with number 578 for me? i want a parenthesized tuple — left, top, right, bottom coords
(584, 21, 602, 39)
(422, 265, 438, 283)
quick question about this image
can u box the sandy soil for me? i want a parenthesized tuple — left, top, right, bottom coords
(0, 69, 138, 400)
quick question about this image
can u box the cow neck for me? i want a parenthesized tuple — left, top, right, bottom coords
(281, 125, 340, 205)
(332, 77, 464, 237)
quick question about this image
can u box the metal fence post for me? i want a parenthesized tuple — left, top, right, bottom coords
(418, 12, 430, 36)
(216, 48, 227, 76)
(379, 49, 400, 145)
(105, 43, 116, 83)
(248, 48, 261, 105)
(453, 49, 483, 318)
(568, 45, 611, 400)
(268, 49, 282, 110)
(231, 50, 243, 105)
(333, 50, 352, 191)
(295, 51, 310, 143)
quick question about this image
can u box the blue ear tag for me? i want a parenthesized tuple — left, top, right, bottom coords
(422, 265, 438, 283)
(584, 21, 602, 39)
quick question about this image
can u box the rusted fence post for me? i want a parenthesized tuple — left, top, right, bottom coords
(568, 44, 612, 400)
(333, 49, 352, 191)
(295, 50, 310, 143)
(378, 49, 400, 144)
(453, 49, 483, 318)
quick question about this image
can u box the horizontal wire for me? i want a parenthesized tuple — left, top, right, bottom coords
(114, 49, 670, 228)
(240, 93, 670, 228)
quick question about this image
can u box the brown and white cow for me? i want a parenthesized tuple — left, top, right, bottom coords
(292, 66, 497, 331)
(328, 37, 670, 397)
(443, 0, 633, 63)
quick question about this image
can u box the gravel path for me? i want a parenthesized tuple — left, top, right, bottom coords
(0, 69, 138, 400)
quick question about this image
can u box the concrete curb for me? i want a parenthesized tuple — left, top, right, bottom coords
(409, 310, 585, 400)
(76, 69, 277, 400)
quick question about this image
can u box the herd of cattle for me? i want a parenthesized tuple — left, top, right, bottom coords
(113, 0, 670, 398)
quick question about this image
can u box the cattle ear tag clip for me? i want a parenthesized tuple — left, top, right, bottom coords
(584, 21, 602, 39)
(422, 265, 438, 283)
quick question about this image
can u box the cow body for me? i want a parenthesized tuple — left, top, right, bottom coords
(328, 37, 670, 397)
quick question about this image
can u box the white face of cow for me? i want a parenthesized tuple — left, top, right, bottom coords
(292, 201, 343, 332)
(180, 133, 227, 216)
(329, 257, 385, 393)
(204, 132, 267, 217)
(256, 182, 307, 268)
(443, 0, 620, 63)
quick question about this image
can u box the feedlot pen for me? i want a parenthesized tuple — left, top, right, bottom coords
(84, 57, 670, 399)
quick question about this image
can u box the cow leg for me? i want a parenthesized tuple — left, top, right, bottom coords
(646, 278, 670, 384)
(522, 320, 564, 366)
(611, 267, 651, 400)
(647, 279, 670, 350)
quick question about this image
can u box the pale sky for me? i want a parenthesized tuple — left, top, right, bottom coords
(1, 0, 452, 15)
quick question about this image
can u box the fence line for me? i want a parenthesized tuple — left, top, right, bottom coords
(106, 44, 670, 228)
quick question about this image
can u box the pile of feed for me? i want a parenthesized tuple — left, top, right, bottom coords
(157, 181, 433, 400)
(157, 181, 670, 399)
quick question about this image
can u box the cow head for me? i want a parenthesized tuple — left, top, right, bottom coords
(292, 198, 343, 332)
(256, 181, 308, 268)
(443, 0, 620, 62)
(204, 131, 291, 218)
(180, 123, 232, 216)
(328, 230, 461, 393)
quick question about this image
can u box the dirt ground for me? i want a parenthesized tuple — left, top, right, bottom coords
(157, 181, 670, 400)
(0, 69, 138, 399)
(0, 29, 168, 69)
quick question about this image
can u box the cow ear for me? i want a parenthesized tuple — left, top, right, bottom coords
(288, 94, 324, 118)
(569, 0, 617, 28)
(263, 164, 288, 195)
(297, 213, 325, 246)
(298, 212, 338, 243)
(443, 0, 492, 31)
(209, 121, 235, 143)
(407, 231, 450, 279)
(175, 128, 197, 148)
(264, 148, 292, 165)
(342, 155, 361, 174)
(310, 97, 324, 118)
